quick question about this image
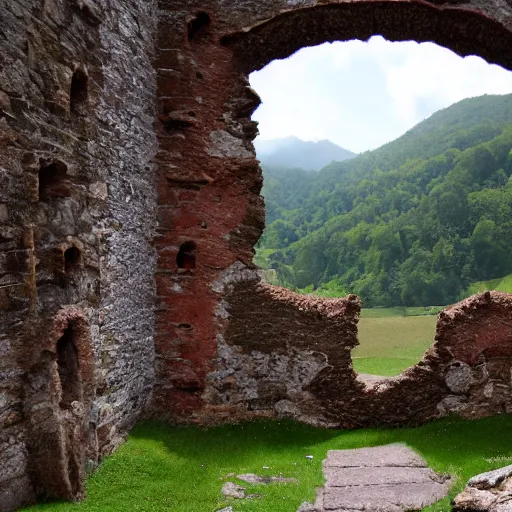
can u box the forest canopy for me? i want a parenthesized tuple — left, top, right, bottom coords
(255, 94, 512, 307)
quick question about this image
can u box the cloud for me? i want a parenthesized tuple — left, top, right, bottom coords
(249, 36, 512, 153)
(382, 40, 512, 124)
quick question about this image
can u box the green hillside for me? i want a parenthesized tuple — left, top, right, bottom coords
(465, 272, 512, 295)
(257, 94, 512, 307)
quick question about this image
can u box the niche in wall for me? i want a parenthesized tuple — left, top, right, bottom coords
(38, 160, 70, 201)
(177, 241, 197, 269)
(70, 67, 89, 115)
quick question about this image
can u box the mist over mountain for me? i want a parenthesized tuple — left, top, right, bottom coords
(255, 136, 356, 171)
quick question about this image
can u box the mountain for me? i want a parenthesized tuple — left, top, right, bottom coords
(254, 136, 356, 171)
(255, 93, 512, 308)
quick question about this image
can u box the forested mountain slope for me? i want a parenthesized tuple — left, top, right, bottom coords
(256, 94, 512, 307)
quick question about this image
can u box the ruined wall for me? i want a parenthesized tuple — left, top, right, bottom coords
(201, 263, 361, 426)
(151, 0, 512, 422)
(0, 0, 157, 509)
(151, 3, 264, 419)
(356, 291, 512, 426)
(203, 281, 512, 429)
(4, 0, 512, 510)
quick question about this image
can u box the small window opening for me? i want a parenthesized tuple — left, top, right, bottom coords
(38, 160, 70, 200)
(187, 12, 210, 40)
(56, 324, 81, 409)
(70, 68, 88, 114)
(64, 247, 80, 274)
(177, 241, 197, 269)
(161, 117, 193, 131)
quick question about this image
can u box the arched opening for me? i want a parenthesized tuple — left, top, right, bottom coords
(56, 323, 81, 409)
(55, 323, 82, 495)
(177, 241, 197, 269)
(38, 159, 70, 200)
(70, 67, 88, 115)
(24, 310, 95, 502)
(152, 0, 512, 422)
(235, 7, 512, 380)
(64, 246, 81, 274)
(188, 12, 211, 41)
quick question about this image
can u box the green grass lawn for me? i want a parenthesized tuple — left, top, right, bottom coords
(24, 416, 512, 512)
(353, 314, 437, 376)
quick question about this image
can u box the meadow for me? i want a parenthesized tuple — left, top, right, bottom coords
(353, 309, 438, 376)
(465, 272, 512, 296)
(353, 272, 512, 377)
(25, 416, 512, 512)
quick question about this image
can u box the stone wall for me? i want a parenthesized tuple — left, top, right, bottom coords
(151, 0, 512, 422)
(201, 263, 361, 426)
(4, 0, 512, 510)
(196, 264, 512, 428)
(201, 272, 512, 429)
(0, 0, 157, 509)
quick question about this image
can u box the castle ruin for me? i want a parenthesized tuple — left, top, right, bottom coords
(3, 0, 512, 509)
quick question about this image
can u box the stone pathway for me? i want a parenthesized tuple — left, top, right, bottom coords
(300, 444, 451, 512)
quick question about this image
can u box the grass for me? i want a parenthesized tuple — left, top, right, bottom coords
(353, 314, 437, 376)
(353, 273, 512, 376)
(464, 272, 512, 296)
(24, 416, 512, 512)
(360, 306, 444, 318)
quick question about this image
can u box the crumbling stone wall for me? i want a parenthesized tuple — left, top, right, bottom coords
(200, 263, 361, 426)
(4, 0, 512, 510)
(201, 270, 512, 429)
(152, 0, 512, 422)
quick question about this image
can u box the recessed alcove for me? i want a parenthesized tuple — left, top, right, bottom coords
(70, 67, 89, 115)
(188, 12, 210, 41)
(176, 241, 197, 269)
(64, 246, 81, 274)
(38, 160, 70, 201)
(56, 323, 81, 409)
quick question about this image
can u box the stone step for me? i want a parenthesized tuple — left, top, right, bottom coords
(300, 444, 451, 512)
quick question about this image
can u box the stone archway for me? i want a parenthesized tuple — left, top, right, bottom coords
(153, 1, 512, 422)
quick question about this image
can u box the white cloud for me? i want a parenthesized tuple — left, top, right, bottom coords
(249, 37, 512, 153)
(383, 41, 512, 124)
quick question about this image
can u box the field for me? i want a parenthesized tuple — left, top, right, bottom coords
(352, 273, 512, 377)
(353, 309, 438, 376)
(25, 416, 512, 512)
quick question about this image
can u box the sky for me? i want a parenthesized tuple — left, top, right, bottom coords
(249, 36, 512, 154)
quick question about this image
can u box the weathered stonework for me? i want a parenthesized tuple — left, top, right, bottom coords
(0, 0, 157, 509)
(3, 0, 512, 510)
